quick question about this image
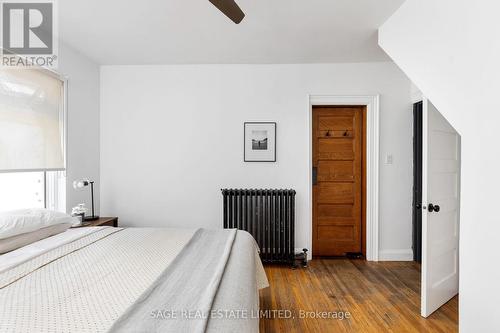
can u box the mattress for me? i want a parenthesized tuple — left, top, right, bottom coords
(0, 226, 268, 333)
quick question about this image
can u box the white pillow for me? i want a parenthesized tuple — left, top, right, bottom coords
(0, 209, 78, 239)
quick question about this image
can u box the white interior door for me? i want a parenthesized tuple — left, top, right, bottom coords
(421, 99, 460, 317)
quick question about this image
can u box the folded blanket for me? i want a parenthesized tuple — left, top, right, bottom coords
(109, 228, 237, 333)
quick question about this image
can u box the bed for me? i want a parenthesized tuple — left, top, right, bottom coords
(0, 226, 268, 333)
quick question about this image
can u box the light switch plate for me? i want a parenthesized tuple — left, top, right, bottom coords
(386, 154, 393, 164)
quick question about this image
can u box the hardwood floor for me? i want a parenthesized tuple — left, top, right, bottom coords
(259, 259, 458, 333)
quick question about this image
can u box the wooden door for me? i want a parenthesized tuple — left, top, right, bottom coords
(312, 106, 365, 256)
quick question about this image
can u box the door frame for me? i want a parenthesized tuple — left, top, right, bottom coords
(308, 95, 380, 261)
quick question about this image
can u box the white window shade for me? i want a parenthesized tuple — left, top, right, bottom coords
(0, 68, 65, 172)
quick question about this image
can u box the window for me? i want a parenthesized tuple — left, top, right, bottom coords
(0, 171, 66, 212)
(0, 68, 66, 212)
(0, 172, 44, 210)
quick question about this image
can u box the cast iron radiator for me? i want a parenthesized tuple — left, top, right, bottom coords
(222, 189, 296, 265)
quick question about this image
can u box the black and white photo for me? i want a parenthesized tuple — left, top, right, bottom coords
(244, 122, 276, 162)
(251, 130, 268, 150)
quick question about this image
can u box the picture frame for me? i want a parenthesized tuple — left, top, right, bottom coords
(244, 122, 277, 162)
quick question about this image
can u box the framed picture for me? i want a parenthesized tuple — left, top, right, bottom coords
(244, 122, 276, 162)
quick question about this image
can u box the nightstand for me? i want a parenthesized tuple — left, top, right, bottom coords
(72, 217, 118, 228)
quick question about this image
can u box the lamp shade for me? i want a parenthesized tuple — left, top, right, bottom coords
(0, 68, 65, 172)
(73, 179, 90, 189)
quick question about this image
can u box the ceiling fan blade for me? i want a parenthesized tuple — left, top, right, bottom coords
(208, 0, 245, 24)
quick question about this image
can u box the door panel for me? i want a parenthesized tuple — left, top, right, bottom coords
(421, 99, 460, 317)
(312, 106, 364, 256)
(317, 139, 355, 160)
(318, 225, 355, 240)
(317, 183, 355, 204)
(317, 160, 355, 181)
(318, 116, 354, 130)
(317, 204, 354, 219)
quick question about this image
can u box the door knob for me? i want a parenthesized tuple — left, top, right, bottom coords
(428, 203, 440, 213)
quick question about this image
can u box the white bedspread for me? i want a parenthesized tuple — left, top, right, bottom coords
(0, 227, 268, 333)
(0, 227, 196, 332)
(110, 228, 237, 333)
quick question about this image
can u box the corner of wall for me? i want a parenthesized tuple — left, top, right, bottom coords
(58, 41, 101, 214)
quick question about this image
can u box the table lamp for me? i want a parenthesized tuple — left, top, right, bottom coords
(73, 179, 99, 221)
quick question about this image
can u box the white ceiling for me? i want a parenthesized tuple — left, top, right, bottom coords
(59, 0, 404, 65)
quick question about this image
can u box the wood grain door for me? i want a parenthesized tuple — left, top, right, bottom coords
(312, 106, 365, 256)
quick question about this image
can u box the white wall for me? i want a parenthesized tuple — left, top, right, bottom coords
(58, 42, 100, 214)
(100, 62, 413, 259)
(379, 0, 500, 330)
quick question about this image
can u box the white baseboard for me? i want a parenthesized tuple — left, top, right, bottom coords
(378, 249, 414, 261)
(296, 248, 413, 261)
